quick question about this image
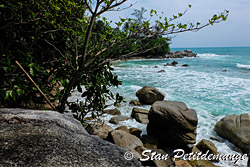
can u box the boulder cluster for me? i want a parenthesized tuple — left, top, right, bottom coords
(1, 86, 249, 166)
(114, 49, 197, 60)
(166, 50, 197, 58)
(105, 86, 249, 166)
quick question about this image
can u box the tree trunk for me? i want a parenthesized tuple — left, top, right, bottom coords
(58, 14, 97, 113)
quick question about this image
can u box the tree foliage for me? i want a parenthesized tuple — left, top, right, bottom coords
(1, 0, 87, 107)
(0, 0, 229, 123)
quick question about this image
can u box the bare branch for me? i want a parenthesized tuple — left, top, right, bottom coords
(163, 19, 222, 35)
(44, 39, 65, 58)
(97, 0, 128, 16)
(85, 0, 94, 14)
(107, 2, 135, 12)
(85, 36, 129, 68)
(168, 7, 189, 22)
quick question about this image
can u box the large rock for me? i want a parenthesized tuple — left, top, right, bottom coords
(141, 135, 159, 150)
(109, 115, 130, 124)
(196, 139, 219, 155)
(131, 107, 149, 124)
(196, 139, 219, 162)
(136, 86, 165, 105)
(175, 160, 192, 167)
(116, 125, 130, 133)
(0, 108, 141, 167)
(129, 99, 142, 106)
(129, 128, 142, 138)
(164, 61, 178, 67)
(85, 122, 113, 140)
(214, 113, 250, 153)
(108, 130, 143, 151)
(147, 101, 198, 147)
(135, 146, 174, 167)
(108, 130, 143, 159)
(182, 64, 189, 67)
(189, 160, 219, 167)
(157, 70, 166, 73)
(103, 108, 121, 115)
(166, 50, 197, 58)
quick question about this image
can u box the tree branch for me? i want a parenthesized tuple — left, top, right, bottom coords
(85, 0, 94, 14)
(97, 0, 128, 16)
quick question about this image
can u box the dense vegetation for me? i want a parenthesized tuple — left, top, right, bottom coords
(0, 0, 228, 123)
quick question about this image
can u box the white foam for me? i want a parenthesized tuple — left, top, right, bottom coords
(69, 57, 250, 166)
(198, 53, 221, 57)
(110, 60, 250, 166)
(237, 63, 250, 70)
(130, 85, 142, 91)
(197, 53, 229, 60)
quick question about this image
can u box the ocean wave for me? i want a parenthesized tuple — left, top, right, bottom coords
(236, 63, 250, 69)
(197, 53, 230, 58)
(129, 85, 142, 91)
(198, 53, 221, 57)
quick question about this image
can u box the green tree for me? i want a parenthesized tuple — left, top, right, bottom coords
(0, 0, 229, 123)
(0, 0, 87, 107)
(59, 0, 229, 122)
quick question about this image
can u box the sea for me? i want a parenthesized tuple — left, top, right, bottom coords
(106, 47, 250, 167)
(68, 47, 250, 166)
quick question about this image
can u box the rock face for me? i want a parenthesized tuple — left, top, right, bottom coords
(113, 50, 197, 60)
(195, 139, 219, 162)
(196, 139, 219, 155)
(109, 115, 130, 124)
(85, 122, 113, 140)
(109, 130, 143, 151)
(182, 64, 189, 67)
(147, 101, 198, 147)
(135, 146, 174, 167)
(136, 86, 165, 105)
(189, 160, 218, 167)
(129, 128, 142, 138)
(166, 50, 197, 58)
(141, 135, 159, 149)
(157, 70, 165, 73)
(209, 137, 223, 143)
(175, 160, 192, 167)
(116, 125, 130, 133)
(103, 108, 121, 115)
(0, 108, 142, 167)
(214, 113, 250, 153)
(164, 61, 178, 67)
(108, 130, 143, 159)
(129, 99, 142, 106)
(131, 107, 149, 124)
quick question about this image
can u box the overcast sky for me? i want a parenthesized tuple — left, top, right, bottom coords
(103, 0, 250, 48)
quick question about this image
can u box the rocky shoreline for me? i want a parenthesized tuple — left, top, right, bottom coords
(1, 86, 249, 166)
(114, 50, 197, 61)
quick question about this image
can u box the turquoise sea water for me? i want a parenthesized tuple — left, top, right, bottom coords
(108, 47, 250, 166)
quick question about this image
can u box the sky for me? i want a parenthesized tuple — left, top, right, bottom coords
(102, 0, 250, 48)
